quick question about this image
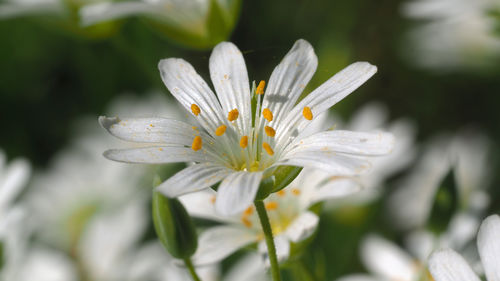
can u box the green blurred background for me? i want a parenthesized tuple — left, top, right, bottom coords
(1, 0, 499, 279)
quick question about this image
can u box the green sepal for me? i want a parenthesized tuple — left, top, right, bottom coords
(255, 175, 276, 200)
(152, 177, 198, 259)
(272, 166, 302, 193)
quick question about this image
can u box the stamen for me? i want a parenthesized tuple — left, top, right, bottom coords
(227, 109, 239, 121)
(215, 125, 227, 136)
(256, 80, 266, 95)
(240, 136, 248, 148)
(244, 206, 254, 216)
(210, 196, 216, 204)
(265, 201, 278, 210)
(262, 108, 273, 122)
(302, 106, 313, 120)
(263, 142, 274, 155)
(191, 104, 201, 116)
(264, 126, 276, 137)
(191, 136, 202, 151)
(291, 188, 301, 196)
(241, 216, 252, 228)
(277, 190, 286, 197)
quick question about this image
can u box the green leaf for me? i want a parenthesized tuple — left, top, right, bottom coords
(152, 177, 198, 259)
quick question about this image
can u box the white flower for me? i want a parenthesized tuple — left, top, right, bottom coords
(0, 150, 31, 281)
(429, 214, 500, 281)
(388, 130, 491, 230)
(0, 0, 62, 19)
(336, 234, 433, 281)
(100, 39, 394, 216)
(402, 0, 500, 70)
(179, 168, 361, 265)
(25, 93, 172, 249)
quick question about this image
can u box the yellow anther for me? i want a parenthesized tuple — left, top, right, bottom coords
(256, 80, 266, 95)
(215, 125, 227, 136)
(227, 108, 239, 121)
(277, 190, 286, 197)
(158, 148, 163, 151)
(191, 126, 198, 130)
(243, 206, 254, 216)
(292, 188, 301, 196)
(240, 136, 248, 149)
(264, 126, 276, 137)
(191, 136, 202, 151)
(241, 216, 252, 228)
(265, 201, 278, 210)
(263, 142, 274, 155)
(210, 196, 216, 204)
(191, 104, 201, 116)
(149, 124, 154, 127)
(302, 106, 313, 120)
(262, 108, 273, 122)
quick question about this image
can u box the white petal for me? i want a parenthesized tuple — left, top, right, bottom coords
(361, 235, 417, 281)
(310, 178, 362, 205)
(18, 246, 77, 281)
(258, 235, 290, 266)
(180, 189, 238, 224)
(103, 146, 210, 164)
(158, 58, 225, 136)
(428, 249, 480, 281)
(0, 1, 61, 19)
(477, 214, 500, 281)
(157, 163, 232, 197)
(277, 62, 377, 145)
(262, 39, 318, 128)
(98, 116, 202, 145)
(209, 42, 251, 135)
(284, 211, 318, 243)
(278, 151, 371, 176)
(79, 2, 157, 26)
(222, 253, 266, 281)
(193, 226, 257, 265)
(215, 171, 263, 216)
(0, 158, 30, 210)
(286, 130, 395, 156)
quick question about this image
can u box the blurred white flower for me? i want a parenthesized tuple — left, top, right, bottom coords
(100, 39, 394, 216)
(25, 93, 173, 250)
(388, 130, 491, 230)
(0, 150, 31, 281)
(403, 0, 500, 71)
(179, 168, 361, 266)
(429, 214, 500, 281)
(0, 0, 62, 19)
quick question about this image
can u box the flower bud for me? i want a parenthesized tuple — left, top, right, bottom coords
(152, 177, 198, 259)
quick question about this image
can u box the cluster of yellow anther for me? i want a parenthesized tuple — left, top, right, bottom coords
(187, 79, 313, 156)
(241, 206, 254, 228)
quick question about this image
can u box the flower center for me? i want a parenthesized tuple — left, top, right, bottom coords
(187, 79, 314, 171)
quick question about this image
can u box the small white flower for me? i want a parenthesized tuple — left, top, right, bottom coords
(402, 0, 500, 70)
(388, 130, 491, 230)
(429, 214, 500, 281)
(179, 168, 361, 265)
(100, 39, 394, 216)
(25, 93, 171, 249)
(0, 150, 31, 281)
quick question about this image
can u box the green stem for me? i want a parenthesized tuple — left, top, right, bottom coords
(255, 200, 282, 281)
(183, 258, 202, 281)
